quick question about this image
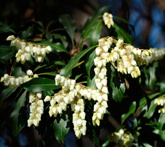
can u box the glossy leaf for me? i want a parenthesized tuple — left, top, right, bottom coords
(158, 81, 165, 95)
(54, 34, 68, 48)
(85, 49, 96, 77)
(145, 62, 158, 91)
(81, 6, 109, 40)
(157, 113, 165, 141)
(121, 101, 136, 124)
(102, 140, 109, 147)
(139, 92, 159, 109)
(0, 87, 17, 104)
(38, 72, 57, 76)
(0, 22, 15, 33)
(12, 65, 25, 77)
(53, 118, 70, 144)
(10, 90, 27, 136)
(110, 66, 125, 102)
(23, 78, 61, 92)
(0, 45, 16, 61)
(59, 14, 75, 42)
(54, 61, 66, 66)
(21, 25, 34, 39)
(144, 100, 157, 119)
(113, 23, 133, 45)
(89, 20, 103, 46)
(37, 42, 68, 54)
(113, 16, 135, 33)
(87, 76, 96, 89)
(60, 46, 96, 77)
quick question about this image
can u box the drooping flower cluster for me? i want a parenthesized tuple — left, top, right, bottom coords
(103, 12, 114, 29)
(6, 35, 52, 64)
(108, 129, 133, 147)
(145, 48, 165, 65)
(93, 37, 112, 125)
(154, 94, 165, 113)
(44, 74, 108, 138)
(28, 92, 44, 127)
(107, 38, 152, 78)
(0, 69, 38, 87)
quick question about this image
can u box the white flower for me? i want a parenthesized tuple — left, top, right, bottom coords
(27, 70, 33, 76)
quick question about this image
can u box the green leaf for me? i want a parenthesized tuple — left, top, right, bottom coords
(85, 49, 96, 77)
(110, 66, 125, 102)
(0, 87, 17, 104)
(158, 81, 165, 95)
(38, 72, 57, 76)
(89, 20, 103, 46)
(37, 42, 68, 54)
(113, 23, 133, 45)
(53, 118, 70, 144)
(59, 14, 75, 42)
(75, 73, 83, 81)
(60, 46, 96, 77)
(87, 76, 96, 89)
(143, 100, 157, 119)
(0, 45, 16, 61)
(21, 25, 34, 39)
(0, 22, 15, 33)
(34, 64, 47, 72)
(102, 140, 110, 147)
(82, 6, 109, 40)
(23, 78, 61, 92)
(145, 62, 158, 91)
(121, 101, 136, 124)
(157, 113, 165, 140)
(113, 16, 135, 33)
(10, 90, 27, 136)
(139, 92, 159, 109)
(12, 65, 26, 77)
(54, 61, 66, 66)
(54, 34, 68, 48)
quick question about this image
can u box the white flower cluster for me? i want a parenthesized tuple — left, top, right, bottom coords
(6, 35, 52, 64)
(109, 129, 133, 147)
(154, 95, 165, 113)
(107, 39, 152, 78)
(44, 74, 109, 138)
(93, 37, 112, 125)
(103, 12, 114, 29)
(145, 48, 165, 65)
(28, 92, 44, 127)
(71, 96, 86, 139)
(0, 70, 38, 87)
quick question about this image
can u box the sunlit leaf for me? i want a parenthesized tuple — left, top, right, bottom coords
(10, 90, 27, 136)
(60, 46, 96, 77)
(53, 118, 70, 144)
(23, 78, 61, 92)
